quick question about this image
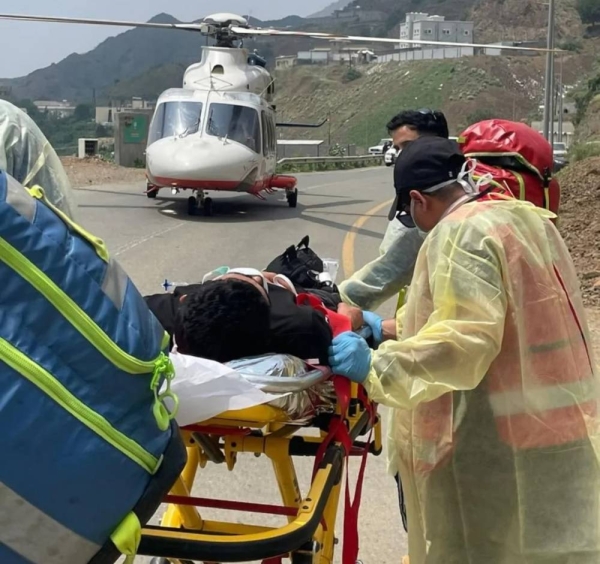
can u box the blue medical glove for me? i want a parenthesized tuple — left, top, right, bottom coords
(362, 311, 384, 346)
(328, 331, 372, 384)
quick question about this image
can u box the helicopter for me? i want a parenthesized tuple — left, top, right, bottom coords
(0, 12, 558, 216)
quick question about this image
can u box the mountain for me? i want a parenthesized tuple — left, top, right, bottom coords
(0, 12, 313, 102)
(0, 14, 203, 102)
(0, 0, 586, 102)
(309, 0, 353, 18)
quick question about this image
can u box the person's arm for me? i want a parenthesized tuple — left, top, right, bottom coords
(382, 318, 398, 341)
(268, 286, 333, 362)
(364, 222, 507, 410)
(337, 303, 364, 331)
(339, 220, 424, 310)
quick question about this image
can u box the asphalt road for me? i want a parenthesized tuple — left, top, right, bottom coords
(75, 167, 408, 563)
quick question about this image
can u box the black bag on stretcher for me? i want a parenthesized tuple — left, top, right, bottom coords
(266, 235, 339, 295)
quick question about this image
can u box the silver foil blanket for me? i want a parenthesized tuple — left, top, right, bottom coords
(226, 355, 335, 425)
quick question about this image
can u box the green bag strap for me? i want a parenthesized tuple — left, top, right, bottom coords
(27, 186, 110, 263)
(111, 512, 141, 564)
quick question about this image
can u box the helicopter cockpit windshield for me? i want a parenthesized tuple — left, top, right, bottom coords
(148, 101, 203, 145)
(206, 103, 260, 153)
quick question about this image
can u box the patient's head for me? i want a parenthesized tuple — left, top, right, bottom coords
(174, 279, 271, 363)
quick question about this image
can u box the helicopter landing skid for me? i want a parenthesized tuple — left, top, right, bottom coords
(187, 189, 214, 217)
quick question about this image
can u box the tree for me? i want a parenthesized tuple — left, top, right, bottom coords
(74, 103, 94, 122)
(466, 108, 496, 126)
(577, 0, 600, 25)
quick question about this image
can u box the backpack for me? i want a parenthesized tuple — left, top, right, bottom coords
(0, 171, 186, 564)
(458, 119, 560, 216)
(266, 235, 337, 292)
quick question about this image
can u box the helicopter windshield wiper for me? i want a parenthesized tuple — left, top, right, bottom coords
(178, 119, 201, 138)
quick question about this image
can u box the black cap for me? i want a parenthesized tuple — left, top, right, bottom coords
(388, 136, 465, 226)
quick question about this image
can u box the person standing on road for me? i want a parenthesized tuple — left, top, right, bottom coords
(339, 108, 450, 535)
(339, 109, 449, 312)
(330, 136, 600, 564)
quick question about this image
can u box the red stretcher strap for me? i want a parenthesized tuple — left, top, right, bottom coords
(296, 293, 374, 564)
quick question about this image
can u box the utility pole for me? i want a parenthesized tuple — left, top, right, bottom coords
(558, 55, 564, 143)
(542, 0, 556, 142)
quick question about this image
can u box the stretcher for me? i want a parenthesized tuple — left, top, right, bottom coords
(139, 347, 382, 564)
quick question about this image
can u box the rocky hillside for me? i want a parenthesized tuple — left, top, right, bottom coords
(273, 50, 594, 148)
(471, 0, 583, 43)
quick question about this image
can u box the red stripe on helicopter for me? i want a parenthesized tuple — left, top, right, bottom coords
(150, 175, 297, 193)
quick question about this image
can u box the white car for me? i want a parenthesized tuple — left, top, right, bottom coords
(384, 145, 399, 166)
(552, 142, 567, 159)
(369, 138, 393, 155)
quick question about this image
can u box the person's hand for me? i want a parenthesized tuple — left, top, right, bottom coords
(337, 303, 364, 331)
(328, 331, 372, 384)
(363, 311, 384, 346)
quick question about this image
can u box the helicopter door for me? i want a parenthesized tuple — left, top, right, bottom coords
(206, 103, 260, 154)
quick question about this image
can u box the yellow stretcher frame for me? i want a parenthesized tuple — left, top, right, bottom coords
(139, 382, 382, 564)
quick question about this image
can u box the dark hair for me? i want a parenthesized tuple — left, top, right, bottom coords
(174, 279, 271, 363)
(386, 109, 449, 139)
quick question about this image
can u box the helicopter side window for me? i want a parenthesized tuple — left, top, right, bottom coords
(207, 103, 260, 153)
(148, 101, 203, 145)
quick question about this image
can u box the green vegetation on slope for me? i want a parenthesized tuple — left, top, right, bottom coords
(570, 55, 600, 160)
(274, 55, 587, 148)
(1, 97, 111, 155)
(105, 63, 187, 102)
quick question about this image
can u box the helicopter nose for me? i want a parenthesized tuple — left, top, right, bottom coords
(146, 136, 259, 187)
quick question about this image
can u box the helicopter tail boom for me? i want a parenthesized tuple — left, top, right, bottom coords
(276, 119, 327, 129)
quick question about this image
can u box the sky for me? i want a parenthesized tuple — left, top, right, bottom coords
(0, 1, 333, 78)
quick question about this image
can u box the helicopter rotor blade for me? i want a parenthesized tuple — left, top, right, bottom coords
(231, 26, 562, 53)
(0, 13, 206, 32)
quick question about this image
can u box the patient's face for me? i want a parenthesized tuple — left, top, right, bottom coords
(220, 273, 269, 302)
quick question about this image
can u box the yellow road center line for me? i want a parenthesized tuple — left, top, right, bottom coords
(342, 198, 395, 278)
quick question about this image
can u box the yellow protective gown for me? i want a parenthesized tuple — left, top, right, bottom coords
(0, 100, 76, 218)
(364, 198, 600, 564)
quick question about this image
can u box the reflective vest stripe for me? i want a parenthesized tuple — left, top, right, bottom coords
(0, 482, 100, 564)
(494, 401, 597, 449)
(489, 378, 599, 417)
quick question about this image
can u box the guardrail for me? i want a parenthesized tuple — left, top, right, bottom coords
(277, 155, 383, 166)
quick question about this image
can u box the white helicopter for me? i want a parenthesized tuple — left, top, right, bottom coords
(0, 12, 556, 216)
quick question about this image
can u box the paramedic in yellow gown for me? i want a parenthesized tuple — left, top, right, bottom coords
(0, 99, 76, 218)
(329, 136, 600, 564)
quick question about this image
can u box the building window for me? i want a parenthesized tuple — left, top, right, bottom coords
(426, 29, 433, 34)
(443, 29, 451, 35)
(464, 30, 470, 35)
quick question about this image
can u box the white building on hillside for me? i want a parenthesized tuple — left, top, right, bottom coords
(399, 12, 474, 49)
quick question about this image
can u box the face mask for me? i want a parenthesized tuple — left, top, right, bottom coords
(410, 198, 430, 236)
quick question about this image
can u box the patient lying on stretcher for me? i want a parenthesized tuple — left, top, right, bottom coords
(144, 268, 363, 365)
